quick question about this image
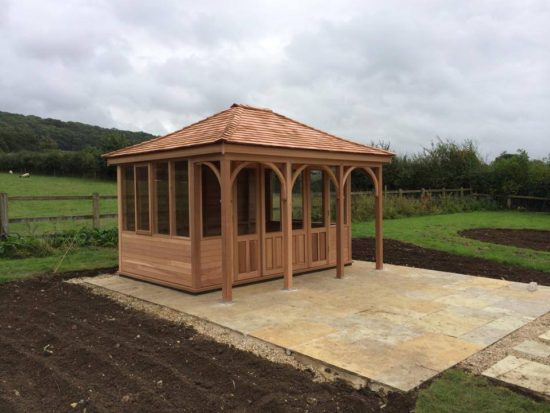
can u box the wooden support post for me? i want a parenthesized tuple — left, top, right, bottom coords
(92, 192, 100, 229)
(460, 187, 464, 197)
(116, 167, 123, 271)
(283, 162, 293, 289)
(220, 158, 234, 302)
(336, 166, 345, 278)
(0, 192, 8, 238)
(398, 188, 403, 198)
(375, 167, 383, 270)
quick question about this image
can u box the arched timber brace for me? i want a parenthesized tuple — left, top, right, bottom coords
(340, 165, 384, 272)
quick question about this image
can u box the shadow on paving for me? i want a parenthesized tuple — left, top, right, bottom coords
(352, 238, 550, 286)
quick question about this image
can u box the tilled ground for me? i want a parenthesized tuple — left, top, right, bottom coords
(459, 228, 550, 252)
(0, 272, 414, 413)
(352, 238, 550, 286)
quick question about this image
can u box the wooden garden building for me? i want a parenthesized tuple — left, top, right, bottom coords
(104, 104, 394, 301)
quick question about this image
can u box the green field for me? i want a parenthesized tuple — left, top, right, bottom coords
(0, 173, 117, 234)
(1, 174, 550, 409)
(353, 211, 550, 272)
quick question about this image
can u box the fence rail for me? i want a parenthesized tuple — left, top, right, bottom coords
(352, 187, 473, 197)
(1, 187, 549, 238)
(0, 192, 117, 237)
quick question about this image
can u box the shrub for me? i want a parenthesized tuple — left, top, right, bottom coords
(351, 194, 498, 222)
(0, 234, 54, 258)
(0, 227, 118, 259)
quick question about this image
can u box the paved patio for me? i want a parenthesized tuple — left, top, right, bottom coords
(80, 261, 550, 391)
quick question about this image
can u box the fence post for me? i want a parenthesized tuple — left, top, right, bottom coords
(92, 192, 100, 229)
(442, 187, 446, 197)
(460, 187, 464, 197)
(506, 196, 512, 209)
(398, 188, 403, 198)
(0, 193, 8, 238)
(384, 185, 387, 200)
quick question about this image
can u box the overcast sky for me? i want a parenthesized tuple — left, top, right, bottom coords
(0, 1, 548, 159)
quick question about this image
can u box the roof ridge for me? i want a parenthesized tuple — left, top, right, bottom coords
(102, 106, 234, 158)
(219, 105, 242, 141)
(231, 103, 272, 112)
(267, 109, 395, 156)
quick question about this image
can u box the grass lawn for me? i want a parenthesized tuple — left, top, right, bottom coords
(0, 173, 117, 234)
(0, 247, 117, 283)
(416, 369, 550, 413)
(353, 211, 550, 272)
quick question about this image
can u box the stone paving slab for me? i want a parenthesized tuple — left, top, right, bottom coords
(513, 340, 550, 358)
(79, 261, 550, 392)
(483, 356, 550, 397)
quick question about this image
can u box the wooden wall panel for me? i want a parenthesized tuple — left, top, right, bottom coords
(292, 232, 307, 269)
(120, 232, 192, 287)
(264, 233, 283, 275)
(200, 238, 223, 286)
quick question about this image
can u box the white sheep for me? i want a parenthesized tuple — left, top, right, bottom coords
(9, 170, 13, 174)
(20, 173, 30, 178)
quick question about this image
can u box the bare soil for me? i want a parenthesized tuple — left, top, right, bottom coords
(0, 271, 415, 413)
(459, 228, 550, 252)
(352, 238, 550, 286)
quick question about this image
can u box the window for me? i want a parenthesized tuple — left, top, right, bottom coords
(202, 164, 221, 237)
(292, 171, 304, 229)
(265, 169, 281, 232)
(329, 180, 337, 225)
(135, 165, 150, 231)
(310, 169, 325, 228)
(174, 160, 190, 236)
(122, 165, 135, 231)
(236, 168, 257, 235)
(154, 162, 170, 234)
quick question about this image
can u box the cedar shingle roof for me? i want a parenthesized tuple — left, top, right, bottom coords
(104, 104, 394, 158)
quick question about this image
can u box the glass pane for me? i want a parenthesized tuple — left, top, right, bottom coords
(310, 169, 325, 228)
(122, 165, 135, 231)
(265, 169, 281, 232)
(154, 162, 170, 234)
(202, 164, 221, 237)
(329, 180, 337, 225)
(136, 165, 150, 231)
(174, 161, 190, 236)
(236, 168, 257, 235)
(292, 172, 304, 230)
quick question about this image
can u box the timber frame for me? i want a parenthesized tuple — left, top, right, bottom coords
(110, 142, 388, 301)
(106, 104, 393, 301)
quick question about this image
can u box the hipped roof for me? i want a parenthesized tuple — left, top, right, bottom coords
(104, 103, 394, 158)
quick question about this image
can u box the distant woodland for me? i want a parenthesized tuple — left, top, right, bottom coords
(0, 110, 548, 197)
(0, 111, 154, 178)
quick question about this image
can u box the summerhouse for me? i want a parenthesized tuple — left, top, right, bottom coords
(104, 104, 394, 301)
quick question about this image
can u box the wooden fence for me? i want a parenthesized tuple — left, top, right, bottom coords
(0, 193, 117, 237)
(352, 187, 473, 198)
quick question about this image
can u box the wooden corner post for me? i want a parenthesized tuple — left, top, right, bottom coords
(336, 166, 345, 278)
(283, 162, 293, 289)
(375, 166, 383, 270)
(220, 158, 234, 301)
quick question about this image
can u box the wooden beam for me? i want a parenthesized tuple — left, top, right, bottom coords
(336, 165, 345, 278)
(375, 166, 384, 270)
(220, 158, 234, 301)
(283, 162, 293, 289)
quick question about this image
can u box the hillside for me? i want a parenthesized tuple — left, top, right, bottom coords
(0, 110, 154, 152)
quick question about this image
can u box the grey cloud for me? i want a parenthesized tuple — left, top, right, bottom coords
(0, 0, 548, 158)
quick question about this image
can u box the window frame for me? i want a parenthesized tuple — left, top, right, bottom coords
(200, 162, 222, 239)
(172, 159, 191, 239)
(134, 163, 152, 235)
(152, 161, 171, 236)
(121, 165, 136, 232)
